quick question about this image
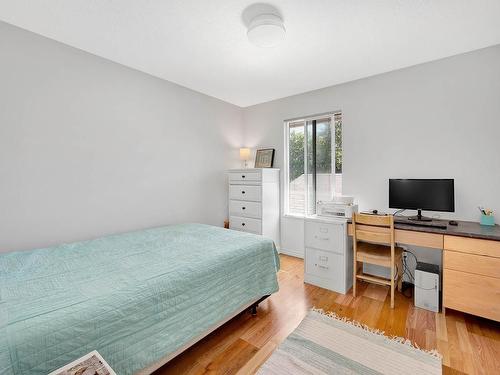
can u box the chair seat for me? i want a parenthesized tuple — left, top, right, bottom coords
(356, 242, 403, 267)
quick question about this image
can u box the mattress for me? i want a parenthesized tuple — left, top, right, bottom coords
(0, 224, 280, 375)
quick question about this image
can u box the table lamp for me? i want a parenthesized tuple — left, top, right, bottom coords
(240, 148, 251, 168)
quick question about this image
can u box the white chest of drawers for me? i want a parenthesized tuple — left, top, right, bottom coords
(304, 216, 352, 294)
(228, 168, 280, 247)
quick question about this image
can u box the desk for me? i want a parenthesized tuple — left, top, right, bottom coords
(347, 218, 500, 321)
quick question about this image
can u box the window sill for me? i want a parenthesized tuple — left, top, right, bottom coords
(283, 213, 306, 220)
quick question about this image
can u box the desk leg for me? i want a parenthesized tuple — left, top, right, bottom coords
(441, 249, 445, 315)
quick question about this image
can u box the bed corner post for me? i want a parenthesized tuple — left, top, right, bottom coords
(249, 295, 270, 316)
(250, 304, 258, 316)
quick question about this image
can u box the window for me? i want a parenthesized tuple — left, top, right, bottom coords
(285, 112, 342, 216)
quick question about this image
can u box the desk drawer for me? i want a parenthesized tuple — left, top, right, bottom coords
(229, 216, 261, 234)
(229, 171, 261, 183)
(444, 250, 500, 278)
(444, 235, 500, 258)
(305, 221, 345, 253)
(444, 269, 500, 321)
(229, 200, 261, 219)
(229, 185, 261, 202)
(348, 224, 443, 249)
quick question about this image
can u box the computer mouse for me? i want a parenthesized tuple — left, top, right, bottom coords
(449, 220, 458, 226)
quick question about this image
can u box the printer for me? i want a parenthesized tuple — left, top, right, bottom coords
(317, 196, 358, 219)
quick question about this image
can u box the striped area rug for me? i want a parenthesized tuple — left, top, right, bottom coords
(258, 309, 442, 374)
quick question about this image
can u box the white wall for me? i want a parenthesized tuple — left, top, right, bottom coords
(2, 18, 499, 263)
(243, 44, 500, 271)
(0, 21, 243, 252)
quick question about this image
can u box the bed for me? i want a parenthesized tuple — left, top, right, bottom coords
(0, 223, 280, 375)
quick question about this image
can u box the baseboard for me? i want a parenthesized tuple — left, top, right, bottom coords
(279, 248, 304, 259)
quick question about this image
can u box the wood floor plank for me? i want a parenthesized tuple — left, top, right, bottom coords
(469, 333, 500, 375)
(194, 314, 259, 367)
(234, 338, 279, 375)
(426, 329, 437, 351)
(436, 312, 449, 342)
(377, 291, 409, 337)
(456, 320, 473, 355)
(446, 314, 466, 373)
(437, 339, 451, 367)
(202, 339, 259, 375)
(363, 283, 389, 301)
(154, 254, 500, 375)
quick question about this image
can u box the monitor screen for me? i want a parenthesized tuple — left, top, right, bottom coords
(389, 179, 455, 212)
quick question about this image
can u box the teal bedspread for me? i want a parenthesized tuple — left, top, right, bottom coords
(0, 224, 279, 374)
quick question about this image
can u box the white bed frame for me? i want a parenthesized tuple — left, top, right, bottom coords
(135, 297, 263, 374)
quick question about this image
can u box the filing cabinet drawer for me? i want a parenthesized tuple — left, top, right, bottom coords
(229, 200, 261, 219)
(305, 220, 345, 253)
(229, 171, 261, 183)
(229, 185, 261, 202)
(229, 216, 261, 234)
(305, 247, 344, 286)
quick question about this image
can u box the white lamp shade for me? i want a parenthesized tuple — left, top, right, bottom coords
(247, 13, 286, 48)
(239, 148, 251, 161)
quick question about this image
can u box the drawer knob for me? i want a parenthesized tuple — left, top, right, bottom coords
(242, 175, 246, 178)
(242, 223, 246, 226)
(242, 191, 246, 194)
(242, 207, 246, 210)
(315, 235, 329, 241)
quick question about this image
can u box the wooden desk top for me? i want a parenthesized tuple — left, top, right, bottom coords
(347, 217, 500, 241)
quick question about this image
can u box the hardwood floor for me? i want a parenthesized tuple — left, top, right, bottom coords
(154, 255, 500, 375)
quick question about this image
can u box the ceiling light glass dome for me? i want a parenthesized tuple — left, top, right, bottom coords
(247, 13, 286, 48)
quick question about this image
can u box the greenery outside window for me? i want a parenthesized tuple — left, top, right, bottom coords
(284, 112, 342, 216)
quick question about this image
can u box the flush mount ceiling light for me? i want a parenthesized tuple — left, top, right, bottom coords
(247, 13, 286, 48)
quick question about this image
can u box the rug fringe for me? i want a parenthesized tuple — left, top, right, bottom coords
(311, 307, 443, 360)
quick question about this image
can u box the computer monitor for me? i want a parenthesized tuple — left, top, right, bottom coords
(389, 179, 454, 221)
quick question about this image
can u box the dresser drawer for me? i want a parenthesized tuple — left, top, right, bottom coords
(305, 220, 345, 254)
(444, 269, 500, 321)
(229, 171, 261, 183)
(444, 235, 500, 258)
(444, 250, 500, 278)
(229, 216, 261, 234)
(229, 200, 261, 219)
(229, 185, 261, 202)
(305, 247, 344, 287)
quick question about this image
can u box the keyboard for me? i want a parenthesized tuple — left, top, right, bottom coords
(395, 220, 447, 230)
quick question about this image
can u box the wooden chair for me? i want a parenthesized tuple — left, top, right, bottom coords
(352, 213, 403, 308)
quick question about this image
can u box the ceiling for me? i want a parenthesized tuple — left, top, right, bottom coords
(1, 1, 500, 107)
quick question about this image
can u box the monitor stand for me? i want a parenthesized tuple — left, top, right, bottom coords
(408, 209, 433, 222)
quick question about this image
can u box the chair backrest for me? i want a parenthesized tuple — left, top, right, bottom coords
(352, 213, 395, 246)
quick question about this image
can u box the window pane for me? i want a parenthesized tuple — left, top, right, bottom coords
(288, 122, 305, 215)
(315, 118, 333, 204)
(306, 120, 315, 215)
(334, 113, 342, 196)
(286, 113, 342, 216)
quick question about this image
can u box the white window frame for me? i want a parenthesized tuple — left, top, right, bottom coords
(283, 111, 342, 217)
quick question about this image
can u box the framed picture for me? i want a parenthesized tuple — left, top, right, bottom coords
(49, 351, 116, 375)
(254, 148, 275, 168)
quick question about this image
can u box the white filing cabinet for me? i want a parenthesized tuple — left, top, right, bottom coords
(304, 216, 352, 294)
(228, 168, 280, 247)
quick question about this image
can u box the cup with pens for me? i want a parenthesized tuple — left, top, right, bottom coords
(478, 207, 495, 226)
